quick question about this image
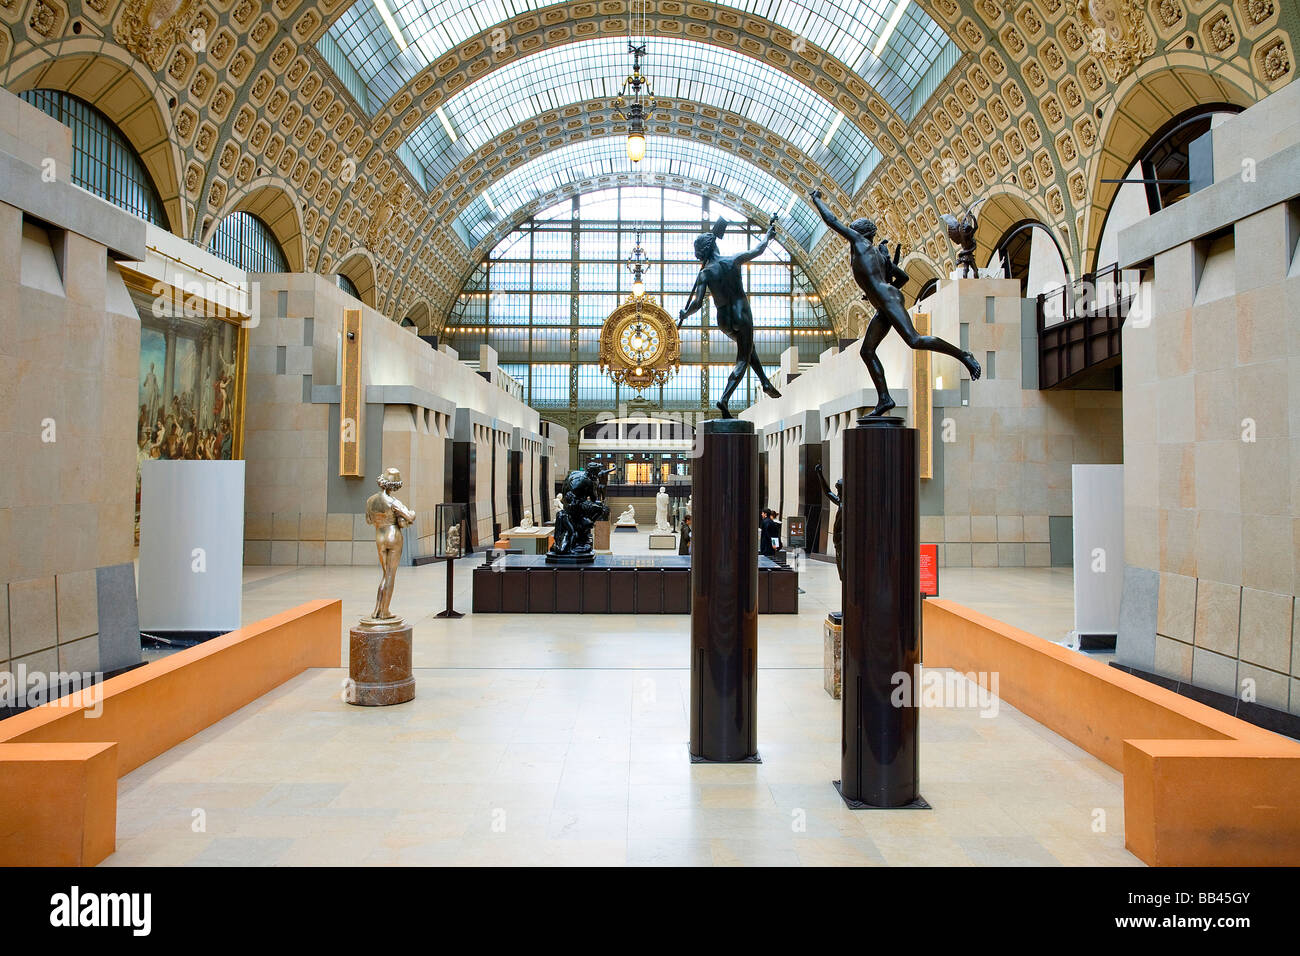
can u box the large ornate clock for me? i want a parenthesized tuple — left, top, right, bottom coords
(598, 296, 681, 392)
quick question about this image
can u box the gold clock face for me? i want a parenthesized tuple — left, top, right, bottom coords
(598, 296, 680, 391)
(618, 319, 662, 366)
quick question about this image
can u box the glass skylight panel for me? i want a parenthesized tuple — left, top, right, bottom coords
(452, 136, 818, 250)
(322, 0, 955, 119)
(402, 38, 874, 193)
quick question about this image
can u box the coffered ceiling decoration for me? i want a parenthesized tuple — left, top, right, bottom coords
(0, 0, 1293, 335)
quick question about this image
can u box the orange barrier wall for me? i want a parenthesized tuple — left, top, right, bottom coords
(923, 598, 1300, 866)
(0, 742, 117, 866)
(0, 600, 341, 865)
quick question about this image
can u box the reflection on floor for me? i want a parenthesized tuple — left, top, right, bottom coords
(107, 535, 1139, 866)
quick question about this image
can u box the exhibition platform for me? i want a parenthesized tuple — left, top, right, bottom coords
(471, 553, 798, 614)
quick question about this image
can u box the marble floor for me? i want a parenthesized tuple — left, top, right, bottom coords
(106, 535, 1139, 866)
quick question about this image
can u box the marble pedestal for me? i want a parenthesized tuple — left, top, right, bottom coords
(592, 520, 611, 551)
(348, 622, 415, 706)
(824, 614, 842, 699)
(648, 533, 677, 550)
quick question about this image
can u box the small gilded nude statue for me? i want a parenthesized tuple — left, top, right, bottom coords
(364, 467, 416, 625)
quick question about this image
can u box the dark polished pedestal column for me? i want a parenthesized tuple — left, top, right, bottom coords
(689, 419, 760, 762)
(837, 417, 923, 807)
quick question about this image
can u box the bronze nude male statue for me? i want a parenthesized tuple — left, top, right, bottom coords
(678, 216, 783, 418)
(810, 190, 981, 417)
(364, 467, 416, 624)
(814, 462, 844, 585)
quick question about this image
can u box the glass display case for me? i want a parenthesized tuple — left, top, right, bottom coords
(435, 503, 471, 558)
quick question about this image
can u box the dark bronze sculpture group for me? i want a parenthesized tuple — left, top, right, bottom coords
(547, 461, 611, 563)
(809, 190, 982, 417)
(676, 195, 981, 420)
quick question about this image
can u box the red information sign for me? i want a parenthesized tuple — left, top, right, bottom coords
(919, 544, 939, 597)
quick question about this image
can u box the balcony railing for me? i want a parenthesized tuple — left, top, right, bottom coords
(1037, 264, 1131, 390)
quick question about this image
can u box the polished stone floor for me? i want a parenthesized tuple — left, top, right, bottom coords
(105, 536, 1138, 866)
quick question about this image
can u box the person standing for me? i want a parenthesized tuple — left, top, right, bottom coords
(767, 510, 782, 555)
(759, 509, 777, 557)
(678, 514, 692, 555)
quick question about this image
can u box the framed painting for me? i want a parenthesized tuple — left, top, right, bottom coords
(127, 277, 248, 542)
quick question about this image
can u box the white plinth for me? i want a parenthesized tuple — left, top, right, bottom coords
(648, 533, 677, 550)
(139, 459, 244, 632)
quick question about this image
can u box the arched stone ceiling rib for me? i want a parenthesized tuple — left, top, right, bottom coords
(453, 133, 818, 248)
(382, 98, 854, 309)
(403, 36, 878, 193)
(362, 7, 923, 168)
(324, 0, 955, 117)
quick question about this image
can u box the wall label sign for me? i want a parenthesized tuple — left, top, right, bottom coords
(920, 543, 939, 597)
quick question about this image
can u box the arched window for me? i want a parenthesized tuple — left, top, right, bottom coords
(988, 220, 1069, 301)
(20, 88, 168, 227)
(442, 186, 834, 414)
(337, 273, 362, 300)
(207, 211, 290, 273)
(1095, 104, 1243, 272)
(914, 278, 940, 307)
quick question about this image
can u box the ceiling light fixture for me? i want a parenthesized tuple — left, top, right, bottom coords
(874, 0, 910, 57)
(374, 0, 407, 51)
(626, 226, 648, 297)
(615, 0, 655, 163)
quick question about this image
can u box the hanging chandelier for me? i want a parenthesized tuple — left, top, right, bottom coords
(614, 0, 654, 163)
(626, 226, 648, 298)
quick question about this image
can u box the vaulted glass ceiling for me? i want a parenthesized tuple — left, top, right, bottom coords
(457, 135, 818, 249)
(323, 0, 955, 119)
(404, 37, 879, 194)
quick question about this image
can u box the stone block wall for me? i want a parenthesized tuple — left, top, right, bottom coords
(1116, 94, 1300, 713)
(243, 275, 542, 564)
(0, 89, 146, 678)
(1112, 171, 1294, 712)
(929, 278, 1123, 567)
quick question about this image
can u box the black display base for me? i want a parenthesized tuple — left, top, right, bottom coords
(854, 415, 905, 428)
(827, 611, 842, 625)
(690, 746, 762, 764)
(702, 419, 755, 434)
(832, 780, 930, 810)
(1078, 633, 1117, 651)
(435, 609, 465, 619)
(473, 554, 797, 614)
(545, 552, 595, 565)
(141, 630, 228, 647)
